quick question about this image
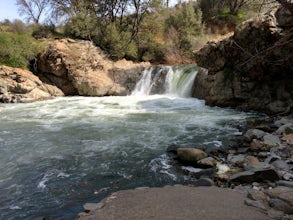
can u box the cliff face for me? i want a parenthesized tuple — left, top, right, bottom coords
(37, 39, 150, 96)
(194, 6, 293, 114)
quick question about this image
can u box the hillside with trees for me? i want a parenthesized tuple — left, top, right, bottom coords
(1, 0, 289, 69)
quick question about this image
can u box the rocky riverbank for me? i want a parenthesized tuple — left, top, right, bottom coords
(194, 5, 293, 115)
(77, 115, 292, 219)
(165, 115, 293, 219)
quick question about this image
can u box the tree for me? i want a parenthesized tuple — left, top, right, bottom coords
(16, 0, 49, 24)
(166, 2, 202, 52)
(226, 0, 253, 15)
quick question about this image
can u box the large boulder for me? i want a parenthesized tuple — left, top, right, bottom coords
(194, 6, 293, 115)
(0, 65, 64, 103)
(37, 39, 150, 96)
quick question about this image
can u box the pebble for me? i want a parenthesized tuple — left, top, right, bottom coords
(83, 203, 104, 212)
(244, 198, 267, 210)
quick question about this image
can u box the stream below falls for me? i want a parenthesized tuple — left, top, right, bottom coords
(0, 65, 258, 219)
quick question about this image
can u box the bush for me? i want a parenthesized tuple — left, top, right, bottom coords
(0, 32, 45, 69)
(32, 24, 57, 39)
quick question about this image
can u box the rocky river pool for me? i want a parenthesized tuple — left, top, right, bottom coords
(0, 66, 257, 219)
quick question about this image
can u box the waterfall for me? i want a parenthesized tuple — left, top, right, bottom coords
(132, 65, 198, 97)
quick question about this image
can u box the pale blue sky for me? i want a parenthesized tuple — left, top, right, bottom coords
(0, 0, 22, 22)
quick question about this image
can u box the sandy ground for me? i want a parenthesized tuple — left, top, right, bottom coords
(77, 185, 271, 220)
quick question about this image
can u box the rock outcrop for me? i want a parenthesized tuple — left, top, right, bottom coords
(37, 39, 150, 96)
(0, 65, 64, 103)
(194, 6, 293, 114)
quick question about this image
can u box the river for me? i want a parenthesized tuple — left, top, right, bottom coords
(0, 65, 256, 219)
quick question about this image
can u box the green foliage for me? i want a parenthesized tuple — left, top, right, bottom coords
(166, 3, 203, 54)
(64, 14, 98, 40)
(0, 32, 44, 69)
(32, 23, 57, 39)
(93, 23, 138, 60)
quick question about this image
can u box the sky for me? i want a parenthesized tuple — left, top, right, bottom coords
(0, 0, 22, 22)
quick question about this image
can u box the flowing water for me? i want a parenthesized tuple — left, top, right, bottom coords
(0, 65, 256, 219)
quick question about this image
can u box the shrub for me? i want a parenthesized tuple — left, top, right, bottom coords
(0, 32, 45, 69)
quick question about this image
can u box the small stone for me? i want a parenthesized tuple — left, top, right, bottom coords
(271, 160, 290, 170)
(237, 147, 249, 154)
(258, 152, 268, 158)
(83, 203, 104, 212)
(276, 124, 293, 135)
(244, 198, 267, 211)
(256, 124, 273, 132)
(234, 184, 251, 193)
(267, 209, 284, 219)
(265, 154, 281, 164)
(247, 189, 268, 201)
(281, 134, 293, 144)
(136, 187, 150, 190)
(194, 178, 214, 187)
(244, 129, 266, 141)
(228, 149, 237, 154)
(277, 181, 293, 188)
(67, 38, 76, 43)
(243, 156, 269, 171)
(265, 186, 293, 206)
(197, 157, 218, 167)
(282, 171, 293, 181)
(269, 198, 293, 214)
(177, 148, 208, 163)
(227, 154, 245, 166)
(263, 134, 281, 147)
(250, 139, 264, 151)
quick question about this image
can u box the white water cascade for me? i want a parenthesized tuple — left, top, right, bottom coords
(132, 65, 198, 97)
